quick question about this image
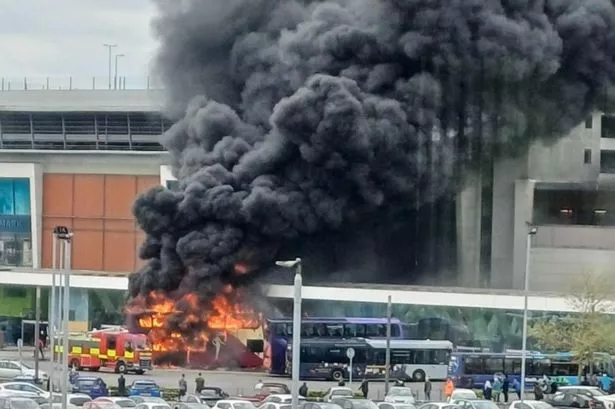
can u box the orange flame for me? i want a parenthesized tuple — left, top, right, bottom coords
(132, 288, 260, 354)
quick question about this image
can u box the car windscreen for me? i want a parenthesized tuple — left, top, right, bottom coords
(233, 403, 257, 409)
(349, 401, 378, 409)
(389, 388, 413, 396)
(78, 380, 97, 387)
(132, 384, 157, 390)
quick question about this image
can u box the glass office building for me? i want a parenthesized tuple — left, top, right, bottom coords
(0, 178, 32, 266)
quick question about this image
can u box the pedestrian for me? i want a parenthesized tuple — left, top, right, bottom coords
(195, 373, 205, 394)
(359, 379, 369, 399)
(492, 376, 502, 402)
(445, 377, 455, 402)
(118, 374, 126, 397)
(424, 376, 432, 401)
(512, 377, 521, 400)
(534, 382, 544, 401)
(502, 375, 510, 403)
(483, 379, 492, 401)
(38, 338, 45, 360)
(179, 374, 187, 398)
(299, 382, 308, 397)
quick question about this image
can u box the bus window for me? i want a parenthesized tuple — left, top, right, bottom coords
(326, 324, 344, 337)
(390, 325, 401, 337)
(431, 350, 450, 365)
(324, 348, 346, 362)
(371, 350, 386, 365)
(485, 357, 504, 374)
(505, 358, 522, 375)
(366, 324, 386, 337)
(344, 324, 367, 338)
(391, 350, 412, 365)
(300, 347, 324, 363)
(464, 357, 484, 375)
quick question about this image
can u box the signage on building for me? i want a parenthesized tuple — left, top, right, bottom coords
(0, 215, 31, 234)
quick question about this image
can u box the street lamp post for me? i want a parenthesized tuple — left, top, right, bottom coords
(103, 43, 117, 89)
(520, 224, 537, 402)
(275, 258, 302, 409)
(114, 54, 125, 90)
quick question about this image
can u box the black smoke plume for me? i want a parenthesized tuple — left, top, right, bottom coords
(129, 0, 615, 338)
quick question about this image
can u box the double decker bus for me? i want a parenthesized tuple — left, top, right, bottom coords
(266, 317, 412, 375)
(287, 338, 453, 382)
(449, 351, 615, 390)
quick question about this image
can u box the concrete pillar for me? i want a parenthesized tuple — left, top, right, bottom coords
(456, 172, 482, 287)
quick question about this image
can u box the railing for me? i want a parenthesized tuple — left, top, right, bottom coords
(0, 76, 164, 91)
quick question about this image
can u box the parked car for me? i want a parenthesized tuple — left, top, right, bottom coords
(418, 403, 460, 409)
(0, 382, 50, 398)
(258, 404, 291, 409)
(449, 399, 500, 409)
(67, 393, 93, 407)
(174, 403, 209, 409)
(258, 395, 306, 406)
(323, 388, 354, 403)
(546, 391, 605, 409)
(93, 398, 137, 408)
(378, 403, 417, 409)
(507, 400, 554, 409)
(450, 390, 477, 401)
(0, 362, 48, 384)
(384, 387, 416, 404)
(128, 380, 161, 398)
(130, 398, 167, 405)
(212, 400, 258, 409)
(302, 404, 343, 409)
(199, 388, 230, 407)
(330, 399, 379, 409)
(72, 377, 109, 399)
(0, 396, 40, 409)
(40, 403, 79, 409)
(135, 402, 171, 409)
(83, 402, 123, 409)
(557, 387, 615, 409)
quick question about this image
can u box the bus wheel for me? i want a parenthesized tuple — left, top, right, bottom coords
(412, 369, 426, 382)
(115, 361, 127, 374)
(331, 369, 344, 382)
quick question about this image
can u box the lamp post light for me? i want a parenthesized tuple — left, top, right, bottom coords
(275, 258, 302, 409)
(520, 224, 537, 402)
(103, 43, 117, 89)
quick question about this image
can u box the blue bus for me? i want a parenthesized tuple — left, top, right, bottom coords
(287, 338, 453, 382)
(266, 317, 412, 375)
(449, 352, 615, 391)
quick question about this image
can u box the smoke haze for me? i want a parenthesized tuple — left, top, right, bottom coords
(129, 0, 615, 331)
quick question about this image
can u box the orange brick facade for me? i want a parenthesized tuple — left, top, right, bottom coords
(42, 174, 159, 273)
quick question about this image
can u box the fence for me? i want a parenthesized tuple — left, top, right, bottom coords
(0, 76, 163, 91)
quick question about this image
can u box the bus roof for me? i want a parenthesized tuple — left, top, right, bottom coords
(267, 317, 402, 324)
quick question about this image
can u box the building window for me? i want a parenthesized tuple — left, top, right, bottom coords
(585, 116, 593, 129)
(601, 115, 615, 138)
(584, 149, 592, 164)
(166, 180, 179, 191)
(601, 151, 615, 173)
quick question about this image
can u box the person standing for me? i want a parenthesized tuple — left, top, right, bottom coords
(534, 381, 544, 401)
(483, 379, 493, 401)
(179, 374, 187, 398)
(512, 377, 521, 400)
(424, 376, 432, 401)
(502, 375, 510, 403)
(195, 373, 205, 394)
(118, 374, 126, 397)
(299, 382, 308, 397)
(445, 377, 455, 402)
(359, 379, 369, 399)
(492, 376, 502, 402)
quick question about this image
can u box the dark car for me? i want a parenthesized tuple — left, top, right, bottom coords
(199, 388, 229, 407)
(128, 380, 161, 398)
(72, 377, 109, 399)
(546, 392, 605, 409)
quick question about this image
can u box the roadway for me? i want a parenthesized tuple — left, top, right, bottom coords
(0, 350, 446, 401)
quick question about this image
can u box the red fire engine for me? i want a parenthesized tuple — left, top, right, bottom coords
(55, 329, 152, 374)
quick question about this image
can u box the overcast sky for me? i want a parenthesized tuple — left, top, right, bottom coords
(1, 0, 157, 88)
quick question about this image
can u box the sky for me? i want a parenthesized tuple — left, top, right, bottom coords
(1, 0, 157, 89)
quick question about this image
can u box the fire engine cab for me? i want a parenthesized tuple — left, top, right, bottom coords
(55, 329, 152, 374)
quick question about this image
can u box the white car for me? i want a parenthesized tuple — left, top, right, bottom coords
(213, 401, 258, 409)
(41, 404, 79, 409)
(0, 361, 48, 383)
(0, 382, 52, 398)
(385, 387, 416, 404)
(323, 388, 354, 402)
(0, 396, 40, 409)
(418, 403, 461, 409)
(259, 395, 306, 405)
(557, 385, 615, 409)
(131, 398, 168, 406)
(379, 403, 418, 409)
(450, 390, 477, 401)
(93, 398, 137, 408)
(259, 404, 292, 409)
(508, 400, 554, 409)
(135, 402, 172, 409)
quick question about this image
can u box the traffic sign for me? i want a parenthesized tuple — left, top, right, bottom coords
(346, 347, 355, 359)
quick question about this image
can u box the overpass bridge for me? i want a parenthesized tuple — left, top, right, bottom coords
(0, 268, 588, 314)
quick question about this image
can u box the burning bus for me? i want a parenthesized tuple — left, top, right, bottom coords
(126, 291, 265, 368)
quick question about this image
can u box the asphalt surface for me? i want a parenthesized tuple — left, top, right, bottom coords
(0, 349, 447, 401)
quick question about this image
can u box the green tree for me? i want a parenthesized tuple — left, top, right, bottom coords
(530, 270, 615, 374)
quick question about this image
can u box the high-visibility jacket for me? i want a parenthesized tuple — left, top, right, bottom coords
(445, 380, 455, 397)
